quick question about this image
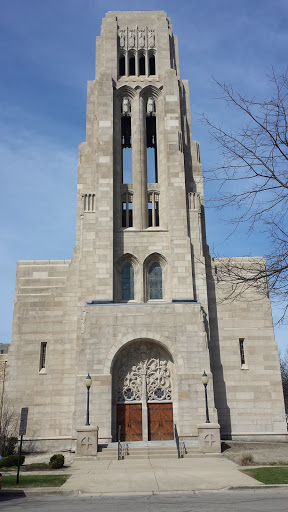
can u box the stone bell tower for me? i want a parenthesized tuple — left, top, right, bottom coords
(73, 10, 216, 443)
(7, 11, 286, 453)
(76, 11, 207, 306)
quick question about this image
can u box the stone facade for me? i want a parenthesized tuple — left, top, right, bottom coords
(6, 11, 287, 451)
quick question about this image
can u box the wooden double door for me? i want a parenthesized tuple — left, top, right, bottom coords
(117, 404, 142, 441)
(148, 403, 174, 440)
(117, 403, 173, 441)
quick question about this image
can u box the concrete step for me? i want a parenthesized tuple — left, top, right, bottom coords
(96, 443, 200, 460)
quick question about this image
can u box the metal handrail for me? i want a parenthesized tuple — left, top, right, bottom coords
(174, 423, 181, 458)
(180, 440, 186, 458)
(118, 425, 122, 460)
(174, 423, 185, 458)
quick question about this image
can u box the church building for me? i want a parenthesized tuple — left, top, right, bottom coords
(7, 11, 287, 452)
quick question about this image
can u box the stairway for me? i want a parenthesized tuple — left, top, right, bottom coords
(97, 440, 200, 460)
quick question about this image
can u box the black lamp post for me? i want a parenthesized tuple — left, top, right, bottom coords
(201, 370, 210, 423)
(85, 373, 92, 426)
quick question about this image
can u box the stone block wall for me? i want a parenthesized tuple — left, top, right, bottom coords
(209, 257, 287, 439)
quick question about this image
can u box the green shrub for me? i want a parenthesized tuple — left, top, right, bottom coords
(49, 453, 64, 469)
(0, 454, 25, 468)
(6, 436, 18, 456)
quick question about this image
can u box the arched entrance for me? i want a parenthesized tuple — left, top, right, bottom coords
(112, 340, 174, 441)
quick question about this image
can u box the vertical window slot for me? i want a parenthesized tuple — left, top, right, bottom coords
(148, 199, 153, 227)
(155, 194, 159, 226)
(121, 263, 134, 301)
(148, 192, 159, 227)
(122, 193, 133, 228)
(149, 262, 162, 299)
(146, 116, 158, 183)
(40, 342, 47, 371)
(119, 55, 125, 77)
(139, 54, 146, 75)
(121, 116, 132, 184)
(239, 338, 246, 366)
(129, 55, 135, 75)
(149, 54, 156, 75)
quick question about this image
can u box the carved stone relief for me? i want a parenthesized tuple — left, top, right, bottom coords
(204, 433, 216, 447)
(147, 97, 155, 115)
(118, 27, 156, 51)
(119, 30, 126, 48)
(122, 97, 131, 115)
(138, 30, 145, 48)
(128, 30, 136, 48)
(115, 343, 172, 403)
(148, 30, 155, 48)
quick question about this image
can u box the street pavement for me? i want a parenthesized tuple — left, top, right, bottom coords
(1, 489, 288, 512)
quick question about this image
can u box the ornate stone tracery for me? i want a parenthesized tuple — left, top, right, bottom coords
(115, 343, 172, 403)
(118, 27, 156, 51)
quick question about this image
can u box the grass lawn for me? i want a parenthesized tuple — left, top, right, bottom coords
(1, 474, 71, 488)
(243, 467, 288, 484)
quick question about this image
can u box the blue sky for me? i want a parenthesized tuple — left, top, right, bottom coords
(1, 0, 287, 352)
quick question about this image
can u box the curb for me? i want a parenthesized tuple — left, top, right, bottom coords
(0, 488, 78, 497)
(2, 484, 288, 497)
(228, 484, 288, 490)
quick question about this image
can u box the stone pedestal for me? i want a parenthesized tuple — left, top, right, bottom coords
(76, 426, 99, 457)
(197, 423, 221, 453)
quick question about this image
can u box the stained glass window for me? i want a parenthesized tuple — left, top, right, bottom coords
(121, 263, 134, 300)
(149, 262, 162, 299)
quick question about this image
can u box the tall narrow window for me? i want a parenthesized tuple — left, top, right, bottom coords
(122, 193, 133, 228)
(122, 263, 134, 300)
(119, 55, 125, 77)
(129, 55, 135, 75)
(148, 192, 159, 227)
(146, 116, 158, 183)
(139, 54, 145, 75)
(40, 342, 47, 371)
(121, 116, 132, 184)
(149, 54, 156, 75)
(149, 262, 162, 299)
(239, 339, 245, 366)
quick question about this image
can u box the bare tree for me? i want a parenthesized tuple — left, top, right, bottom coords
(0, 360, 18, 457)
(280, 348, 288, 414)
(202, 70, 288, 320)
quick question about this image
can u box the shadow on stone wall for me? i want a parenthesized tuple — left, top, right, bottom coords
(204, 244, 232, 439)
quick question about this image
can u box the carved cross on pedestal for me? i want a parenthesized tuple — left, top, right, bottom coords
(204, 433, 216, 447)
(81, 436, 93, 452)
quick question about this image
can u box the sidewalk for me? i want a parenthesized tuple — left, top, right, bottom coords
(59, 455, 259, 493)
